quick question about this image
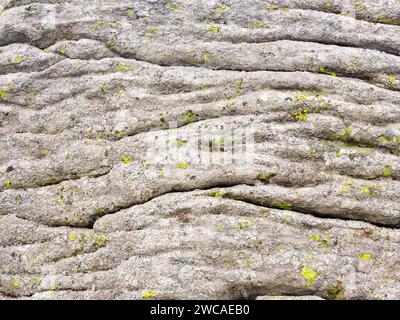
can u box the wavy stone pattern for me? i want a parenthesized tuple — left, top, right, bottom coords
(0, 0, 400, 300)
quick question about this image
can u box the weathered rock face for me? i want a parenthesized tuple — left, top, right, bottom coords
(0, 0, 400, 300)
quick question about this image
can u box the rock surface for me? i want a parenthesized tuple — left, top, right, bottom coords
(0, 0, 399, 300)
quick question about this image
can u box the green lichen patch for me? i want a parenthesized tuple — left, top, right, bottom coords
(90, 21, 104, 33)
(202, 52, 210, 64)
(183, 110, 197, 122)
(95, 234, 106, 247)
(359, 252, 373, 260)
(121, 155, 133, 164)
(383, 165, 393, 177)
(319, 67, 337, 77)
(300, 266, 318, 287)
(142, 290, 156, 299)
(66, 151, 74, 159)
(145, 27, 159, 37)
(215, 4, 230, 17)
(387, 76, 397, 85)
(247, 21, 269, 29)
(206, 24, 220, 33)
(70, 185, 78, 196)
(115, 64, 134, 72)
(69, 231, 78, 241)
(0, 88, 8, 100)
(292, 91, 309, 102)
(377, 16, 400, 25)
(10, 279, 21, 288)
(95, 205, 106, 216)
(216, 222, 224, 231)
(293, 109, 308, 121)
(359, 184, 381, 197)
(166, 1, 178, 11)
(276, 202, 292, 210)
(341, 180, 355, 193)
(208, 191, 222, 198)
(235, 219, 252, 231)
(330, 127, 352, 143)
(257, 172, 273, 183)
(178, 162, 188, 169)
(308, 234, 320, 241)
(115, 131, 126, 138)
(4, 179, 12, 189)
(176, 139, 187, 147)
(13, 55, 24, 64)
(377, 134, 399, 147)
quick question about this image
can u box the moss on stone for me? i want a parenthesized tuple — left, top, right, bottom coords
(326, 281, 345, 300)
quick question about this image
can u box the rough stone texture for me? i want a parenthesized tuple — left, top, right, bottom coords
(0, 0, 400, 300)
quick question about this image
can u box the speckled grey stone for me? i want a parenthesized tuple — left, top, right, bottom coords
(0, 0, 399, 300)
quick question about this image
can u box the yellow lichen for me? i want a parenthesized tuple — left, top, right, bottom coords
(293, 109, 308, 121)
(116, 131, 125, 138)
(66, 151, 74, 159)
(319, 67, 337, 77)
(208, 191, 222, 198)
(308, 234, 320, 241)
(216, 222, 224, 231)
(176, 140, 187, 147)
(166, 2, 178, 11)
(4, 179, 12, 189)
(359, 252, 373, 260)
(69, 231, 77, 241)
(359, 185, 381, 197)
(341, 180, 354, 193)
(15, 194, 22, 203)
(178, 162, 188, 169)
(248, 21, 269, 29)
(300, 266, 318, 286)
(258, 172, 272, 182)
(276, 203, 292, 210)
(383, 165, 392, 177)
(202, 52, 210, 64)
(215, 4, 230, 16)
(10, 279, 21, 288)
(121, 155, 133, 164)
(387, 76, 397, 85)
(235, 219, 252, 231)
(95, 234, 106, 247)
(206, 24, 220, 33)
(183, 110, 197, 122)
(283, 214, 293, 222)
(142, 290, 156, 299)
(13, 55, 24, 64)
(115, 64, 134, 72)
(0, 88, 7, 100)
